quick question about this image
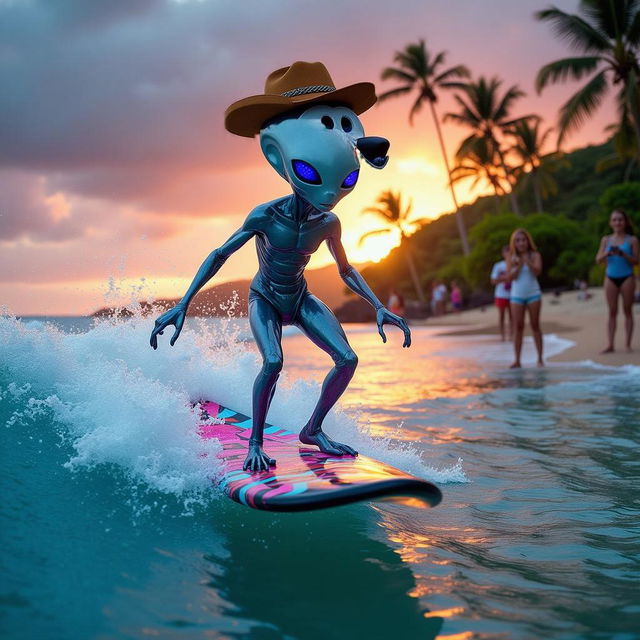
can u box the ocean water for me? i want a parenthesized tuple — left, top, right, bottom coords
(1, 311, 639, 640)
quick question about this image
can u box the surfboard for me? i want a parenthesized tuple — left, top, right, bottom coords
(198, 401, 442, 512)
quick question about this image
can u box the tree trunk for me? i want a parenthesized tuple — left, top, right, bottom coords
(429, 101, 470, 255)
(532, 169, 543, 213)
(496, 146, 521, 216)
(626, 79, 640, 164)
(401, 234, 425, 303)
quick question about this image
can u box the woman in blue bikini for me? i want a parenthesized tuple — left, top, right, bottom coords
(507, 228, 543, 368)
(595, 210, 639, 353)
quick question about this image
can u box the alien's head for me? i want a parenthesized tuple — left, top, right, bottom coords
(259, 104, 389, 212)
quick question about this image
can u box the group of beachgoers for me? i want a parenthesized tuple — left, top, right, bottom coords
(384, 209, 638, 367)
(387, 282, 463, 319)
(491, 210, 639, 367)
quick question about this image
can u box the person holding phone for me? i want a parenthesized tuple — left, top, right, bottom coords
(507, 229, 543, 368)
(595, 209, 639, 353)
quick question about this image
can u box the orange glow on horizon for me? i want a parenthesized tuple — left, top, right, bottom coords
(424, 607, 465, 619)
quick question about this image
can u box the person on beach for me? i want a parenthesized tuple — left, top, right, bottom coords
(450, 281, 462, 313)
(387, 288, 405, 316)
(595, 209, 639, 353)
(507, 229, 543, 368)
(490, 245, 512, 341)
(431, 280, 447, 316)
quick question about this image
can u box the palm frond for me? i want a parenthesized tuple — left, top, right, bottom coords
(434, 65, 470, 84)
(580, 0, 632, 41)
(535, 7, 610, 53)
(627, 5, 640, 45)
(557, 69, 609, 144)
(500, 114, 540, 128)
(406, 216, 434, 228)
(358, 228, 393, 247)
(493, 84, 527, 122)
(377, 86, 413, 103)
(535, 56, 602, 92)
(431, 50, 446, 70)
(450, 92, 483, 127)
(381, 67, 417, 83)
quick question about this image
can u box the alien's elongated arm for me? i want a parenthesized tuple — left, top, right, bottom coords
(178, 227, 255, 308)
(326, 230, 384, 311)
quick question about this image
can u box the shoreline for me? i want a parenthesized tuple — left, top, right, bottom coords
(421, 286, 640, 368)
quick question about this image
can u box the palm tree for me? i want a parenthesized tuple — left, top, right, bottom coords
(378, 39, 471, 255)
(507, 120, 569, 212)
(360, 190, 428, 302)
(445, 76, 534, 216)
(449, 136, 507, 205)
(597, 113, 638, 179)
(535, 1, 640, 156)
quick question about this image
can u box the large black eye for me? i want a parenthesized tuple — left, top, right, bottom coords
(341, 116, 353, 132)
(292, 159, 322, 185)
(321, 116, 334, 129)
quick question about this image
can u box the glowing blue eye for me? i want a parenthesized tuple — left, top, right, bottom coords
(292, 159, 321, 185)
(341, 169, 359, 188)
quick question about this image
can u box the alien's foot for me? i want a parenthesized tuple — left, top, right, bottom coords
(243, 441, 276, 473)
(299, 427, 358, 457)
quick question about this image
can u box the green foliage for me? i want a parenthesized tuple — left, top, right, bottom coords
(466, 213, 520, 289)
(588, 263, 605, 287)
(436, 255, 468, 291)
(595, 182, 640, 233)
(358, 139, 632, 303)
(466, 212, 593, 288)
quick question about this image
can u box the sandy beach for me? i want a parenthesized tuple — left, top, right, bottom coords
(423, 286, 640, 367)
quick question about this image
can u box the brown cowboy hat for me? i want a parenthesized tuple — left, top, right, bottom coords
(224, 61, 377, 138)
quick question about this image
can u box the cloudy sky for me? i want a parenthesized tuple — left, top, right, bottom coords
(1, 0, 616, 315)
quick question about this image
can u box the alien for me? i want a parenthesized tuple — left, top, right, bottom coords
(150, 62, 411, 472)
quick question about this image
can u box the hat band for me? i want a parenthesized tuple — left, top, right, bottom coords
(280, 84, 335, 98)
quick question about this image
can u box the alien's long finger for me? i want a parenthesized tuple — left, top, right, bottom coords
(338, 444, 358, 456)
(170, 327, 181, 346)
(378, 323, 387, 344)
(150, 326, 162, 349)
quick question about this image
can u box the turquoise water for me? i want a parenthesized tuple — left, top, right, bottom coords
(1, 313, 639, 639)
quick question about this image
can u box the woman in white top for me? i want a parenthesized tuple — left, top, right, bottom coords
(507, 228, 543, 368)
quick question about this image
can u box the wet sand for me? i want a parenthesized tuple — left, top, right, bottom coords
(421, 287, 639, 367)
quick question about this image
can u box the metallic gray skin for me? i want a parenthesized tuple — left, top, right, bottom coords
(150, 104, 411, 472)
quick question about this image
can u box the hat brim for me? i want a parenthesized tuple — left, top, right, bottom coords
(224, 82, 377, 138)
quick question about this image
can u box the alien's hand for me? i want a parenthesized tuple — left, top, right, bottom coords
(376, 307, 411, 348)
(149, 304, 187, 349)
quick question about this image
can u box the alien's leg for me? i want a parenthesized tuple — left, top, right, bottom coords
(243, 295, 283, 472)
(295, 295, 358, 456)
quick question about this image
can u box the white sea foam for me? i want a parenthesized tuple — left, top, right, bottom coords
(429, 331, 574, 365)
(0, 310, 465, 508)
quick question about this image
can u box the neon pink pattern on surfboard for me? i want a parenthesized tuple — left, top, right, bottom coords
(198, 401, 442, 512)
